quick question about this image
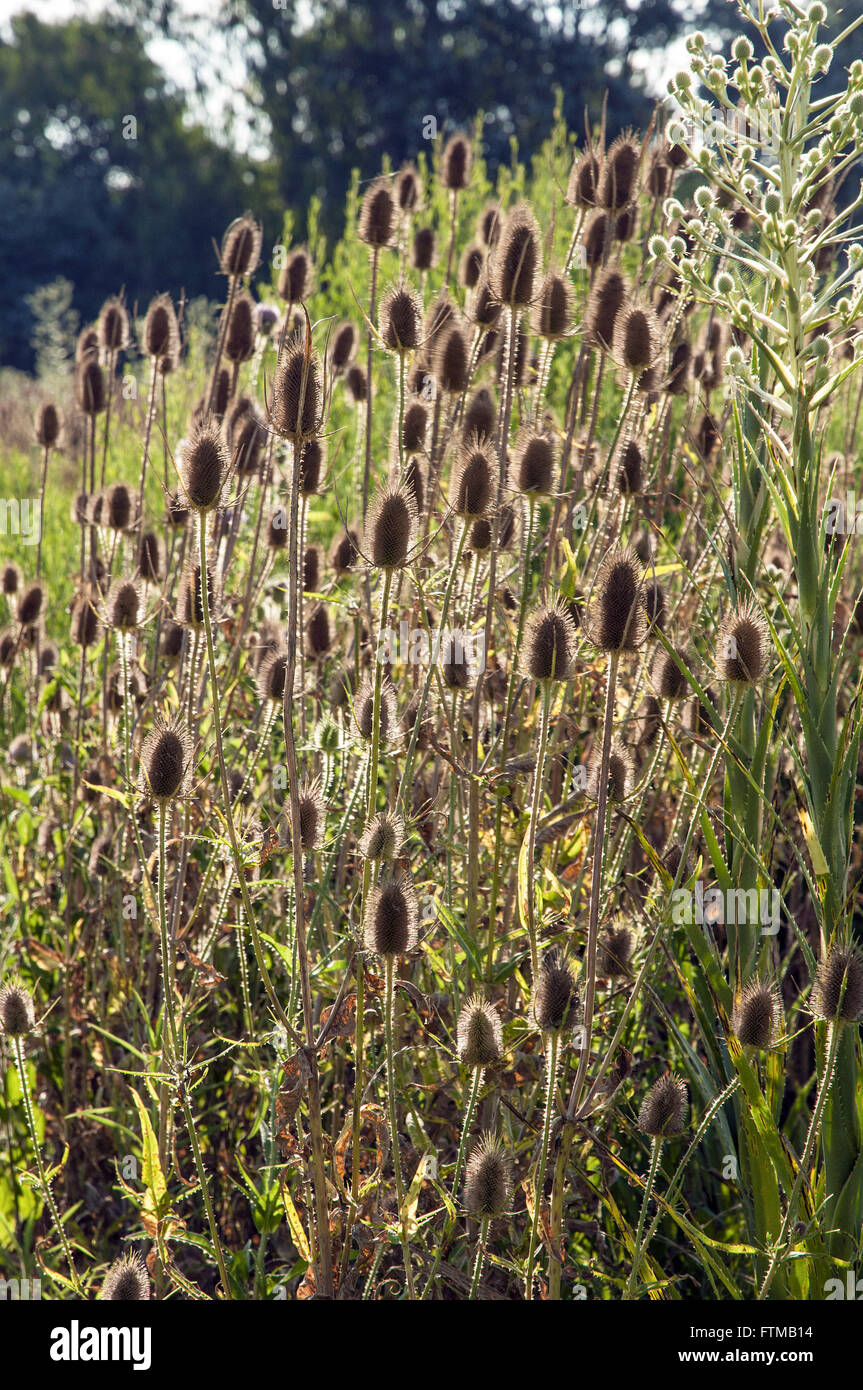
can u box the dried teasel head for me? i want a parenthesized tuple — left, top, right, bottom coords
(257, 648, 288, 703)
(613, 300, 660, 373)
(75, 354, 106, 415)
(459, 242, 485, 290)
(811, 944, 863, 1024)
(585, 546, 645, 653)
(379, 281, 423, 353)
(488, 203, 542, 307)
(401, 400, 428, 453)
(35, 402, 61, 448)
(464, 1134, 511, 1217)
(143, 293, 181, 361)
(716, 604, 769, 686)
(600, 134, 640, 212)
(140, 717, 192, 804)
(180, 419, 231, 513)
(359, 810, 406, 863)
(511, 428, 556, 497)
(363, 873, 419, 958)
(395, 162, 422, 214)
(277, 245, 314, 303)
(587, 739, 633, 803)
(732, 978, 782, 1048)
(616, 438, 644, 495)
(585, 266, 627, 350)
(598, 925, 635, 979)
(353, 675, 397, 744)
(101, 1253, 150, 1301)
(358, 178, 396, 248)
(531, 269, 573, 339)
(462, 387, 496, 443)
(269, 337, 322, 439)
(439, 629, 474, 690)
(522, 602, 577, 682)
(282, 778, 326, 854)
(98, 296, 130, 354)
(532, 950, 579, 1033)
(17, 582, 45, 628)
(330, 321, 358, 373)
(0, 978, 36, 1037)
(106, 578, 143, 631)
(441, 132, 472, 191)
(220, 214, 262, 278)
(411, 226, 436, 273)
(224, 291, 256, 364)
(566, 148, 602, 209)
(638, 1072, 688, 1137)
(452, 435, 494, 518)
(457, 994, 503, 1068)
(365, 486, 417, 570)
(650, 647, 689, 702)
(177, 562, 217, 629)
(432, 319, 470, 394)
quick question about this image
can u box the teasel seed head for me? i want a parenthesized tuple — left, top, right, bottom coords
(143, 293, 180, 360)
(477, 202, 502, 247)
(137, 530, 163, 583)
(365, 485, 417, 570)
(0, 978, 36, 1037)
(35, 402, 61, 448)
(104, 481, 134, 532)
(395, 162, 421, 213)
(598, 925, 635, 979)
(298, 437, 324, 496)
(465, 1134, 510, 1217)
(614, 206, 637, 243)
(812, 944, 863, 1024)
(330, 321, 358, 372)
(277, 245, 314, 302)
(646, 151, 670, 199)
(716, 604, 769, 685)
(617, 438, 644, 494)
(359, 810, 406, 863)
(220, 214, 262, 277)
(586, 545, 645, 653)
(282, 778, 326, 854)
(531, 269, 573, 339)
(2, 563, 20, 595)
(70, 589, 99, 647)
(457, 994, 503, 1068)
(266, 507, 287, 550)
(76, 354, 106, 415)
(432, 319, 470, 394)
(257, 648, 288, 703)
(634, 693, 661, 749)
(17, 582, 44, 627)
(177, 562, 216, 629)
(453, 435, 494, 517)
(180, 419, 230, 513)
(402, 400, 428, 453)
(270, 336, 321, 439)
(0, 630, 17, 666)
(331, 528, 360, 575)
(303, 544, 321, 593)
(160, 621, 184, 661)
(650, 647, 688, 701)
(497, 503, 516, 550)
(380, 281, 423, 353)
(665, 339, 691, 396)
(354, 675, 397, 743)
(512, 428, 556, 497)
(411, 225, 436, 272)
(613, 300, 660, 373)
(441, 132, 472, 191)
(585, 266, 627, 350)
(489, 203, 542, 307)
(165, 490, 189, 528)
(439, 628, 474, 690)
(600, 134, 640, 212)
(306, 603, 331, 657)
(462, 387, 496, 443)
(470, 517, 492, 552)
(140, 717, 192, 804)
(532, 949, 579, 1033)
(566, 145, 602, 207)
(522, 601, 577, 682)
(638, 1072, 688, 1137)
(224, 291, 256, 364)
(642, 580, 666, 633)
(358, 178, 396, 248)
(587, 738, 633, 802)
(101, 1253, 150, 1301)
(469, 277, 502, 329)
(107, 578, 143, 631)
(733, 978, 782, 1048)
(459, 242, 485, 290)
(363, 873, 419, 958)
(345, 364, 367, 403)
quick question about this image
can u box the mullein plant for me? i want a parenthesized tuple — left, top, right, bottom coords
(653, 0, 863, 1286)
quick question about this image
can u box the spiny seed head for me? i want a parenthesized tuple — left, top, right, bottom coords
(330, 321, 357, 372)
(647, 151, 670, 199)
(402, 401, 428, 452)
(395, 163, 422, 212)
(329, 664, 356, 710)
(354, 676, 397, 743)
(441, 133, 472, 191)
(470, 517, 492, 551)
(277, 245, 314, 302)
(140, 718, 191, 803)
(177, 563, 216, 628)
(304, 545, 321, 593)
(469, 277, 502, 329)
(566, 148, 602, 208)
(345, 364, 367, 403)
(411, 225, 436, 272)
(331, 528, 359, 575)
(453, 435, 494, 517)
(165, 490, 189, 528)
(617, 438, 644, 494)
(586, 546, 645, 653)
(477, 202, 502, 247)
(380, 282, 423, 352)
(531, 270, 573, 339)
(77, 326, 98, 361)
(497, 504, 516, 549)
(532, 950, 579, 1033)
(440, 629, 474, 690)
(143, 294, 180, 360)
(220, 214, 262, 277)
(98, 296, 130, 353)
(17, 583, 44, 627)
(76, 355, 106, 415)
(433, 321, 470, 394)
(716, 605, 769, 685)
(585, 267, 627, 349)
(650, 647, 688, 701)
(0, 629, 17, 666)
(522, 602, 577, 682)
(358, 178, 396, 247)
(270, 338, 321, 439)
(425, 292, 456, 350)
(306, 603, 331, 657)
(101, 1253, 150, 1301)
(598, 925, 635, 978)
(642, 580, 666, 632)
(635, 693, 661, 747)
(71, 591, 99, 647)
(161, 621, 184, 661)
(35, 402, 61, 447)
(583, 210, 609, 268)
(464, 1134, 510, 1216)
(366, 486, 417, 570)
(0, 979, 36, 1036)
(402, 457, 425, 516)
(257, 648, 288, 702)
(489, 203, 542, 307)
(638, 1072, 688, 1137)
(224, 291, 256, 363)
(2, 563, 20, 595)
(512, 428, 556, 496)
(812, 944, 863, 1023)
(359, 811, 406, 862)
(107, 579, 142, 630)
(104, 481, 134, 531)
(600, 135, 640, 211)
(588, 739, 633, 802)
(283, 779, 326, 853)
(614, 301, 659, 372)
(181, 420, 230, 512)
(298, 437, 324, 496)
(234, 413, 265, 476)
(463, 387, 496, 442)
(733, 978, 781, 1047)
(666, 339, 691, 395)
(138, 531, 162, 583)
(363, 873, 419, 957)
(457, 994, 503, 1067)
(460, 242, 485, 289)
